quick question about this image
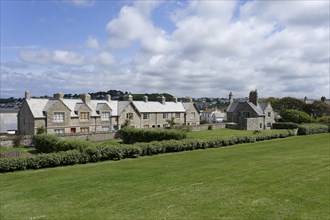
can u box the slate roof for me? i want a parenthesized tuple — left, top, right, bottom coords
(226, 101, 268, 116)
(24, 98, 197, 118)
(132, 101, 186, 113)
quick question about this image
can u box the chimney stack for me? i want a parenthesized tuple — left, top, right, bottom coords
(185, 97, 193, 102)
(81, 93, 91, 103)
(229, 92, 233, 104)
(124, 94, 133, 101)
(249, 90, 258, 106)
(25, 90, 31, 100)
(54, 92, 64, 100)
(143, 95, 148, 103)
(158, 95, 166, 104)
(173, 97, 178, 103)
(106, 94, 111, 102)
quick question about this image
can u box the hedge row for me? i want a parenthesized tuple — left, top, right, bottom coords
(297, 123, 329, 135)
(0, 150, 88, 172)
(273, 123, 329, 135)
(120, 127, 187, 144)
(0, 130, 295, 173)
(34, 134, 90, 153)
(272, 122, 299, 129)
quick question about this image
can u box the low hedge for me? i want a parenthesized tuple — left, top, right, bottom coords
(0, 129, 295, 173)
(297, 123, 329, 135)
(120, 127, 187, 144)
(34, 134, 90, 153)
(272, 122, 299, 129)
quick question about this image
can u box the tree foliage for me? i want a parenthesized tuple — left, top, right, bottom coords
(280, 109, 313, 124)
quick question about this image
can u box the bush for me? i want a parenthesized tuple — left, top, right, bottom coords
(280, 109, 313, 124)
(297, 124, 329, 135)
(121, 127, 187, 144)
(0, 129, 297, 173)
(34, 134, 90, 153)
(272, 122, 299, 129)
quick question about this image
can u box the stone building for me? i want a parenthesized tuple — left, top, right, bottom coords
(226, 90, 275, 130)
(17, 91, 200, 135)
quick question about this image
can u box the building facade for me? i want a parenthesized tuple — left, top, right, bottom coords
(17, 91, 200, 135)
(226, 90, 275, 130)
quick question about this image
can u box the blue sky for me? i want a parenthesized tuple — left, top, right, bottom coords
(1, 0, 329, 99)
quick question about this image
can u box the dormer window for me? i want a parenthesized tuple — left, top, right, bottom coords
(80, 112, 90, 121)
(101, 112, 110, 120)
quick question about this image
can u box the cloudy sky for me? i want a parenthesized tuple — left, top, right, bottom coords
(1, 0, 329, 99)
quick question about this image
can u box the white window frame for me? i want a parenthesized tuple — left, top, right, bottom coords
(163, 113, 168, 119)
(190, 112, 195, 119)
(53, 112, 64, 122)
(54, 129, 64, 134)
(80, 112, 90, 121)
(102, 126, 110, 132)
(101, 112, 110, 121)
(175, 113, 180, 118)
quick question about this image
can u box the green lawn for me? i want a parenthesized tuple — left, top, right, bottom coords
(187, 128, 257, 139)
(1, 134, 329, 219)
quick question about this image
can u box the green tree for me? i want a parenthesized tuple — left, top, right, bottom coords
(280, 109, 313, 124)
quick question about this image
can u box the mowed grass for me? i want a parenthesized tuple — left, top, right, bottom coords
(1, 134, 329, 219)
(187, 128, 261, 139)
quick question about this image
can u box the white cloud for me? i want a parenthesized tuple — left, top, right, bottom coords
(84, 36, 99, 49)
(20, 49, 86, 66)
(3, 0, 329, 99)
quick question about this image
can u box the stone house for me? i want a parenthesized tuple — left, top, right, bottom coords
(226, 90, 275, 130)
(17, 91, 200, 135)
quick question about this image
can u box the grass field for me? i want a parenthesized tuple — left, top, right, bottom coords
(1, 134, 329, 219)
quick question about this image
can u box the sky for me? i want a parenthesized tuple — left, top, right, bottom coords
(1, 0, 329, 99)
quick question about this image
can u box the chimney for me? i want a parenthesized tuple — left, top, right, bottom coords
(81, 93, 91, 103)
(143, 95, 148, 103)
(229, 92, 233, 104)
(158, 95, 166, 104)
(25, 90, 31, 100)
(185, 97, 193, 102)
(54, 92, 64, 100)
(124, 94, 133, 101)
(249, 90, 258, 106)
(173, 97, 178, 103)
(106, 94, 111, 102)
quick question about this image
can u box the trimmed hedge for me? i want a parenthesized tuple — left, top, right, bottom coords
(120, 127, 187, 144)
(297, 123, 329, 135)
(34, 134, 90, 153)
(272, 122, 299, 129)
(0, 130, 295, 173)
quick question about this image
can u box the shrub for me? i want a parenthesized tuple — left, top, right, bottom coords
(34, 134, 90, 153)
(297, 124, 329, 135)
(280, 109, 313, 124)
(121, 127, 187, 144)
(272, 122, 299, 129)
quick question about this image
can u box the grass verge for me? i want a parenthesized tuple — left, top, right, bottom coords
(0, 134, 329, 219)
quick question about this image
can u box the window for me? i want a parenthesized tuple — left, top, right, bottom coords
(260, 123, 263, 129)
(243, 112, 250, 118)
(175, 113, 180, 118)
(54, 129, 64, 134)
(102, 126, 110, 132)
(163, 113, 168, 119)
(143, 113, 149, 120)
(81, 127, 89, 133)
(268, 112, 271, 117)
(267, 123, 272, 127)
(143, 125, 149, 128)
(80, 112, 90, 121)
(190, 112, 195, 119)
(53, 112, 64, 122)
(101, 112, 110, 120)
(126, 113, 133, 119)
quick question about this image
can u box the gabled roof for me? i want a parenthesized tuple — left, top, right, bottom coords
(226, 101, 266, 116)
(132, 101, 186, 113)
(26, 99, 49, 118)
